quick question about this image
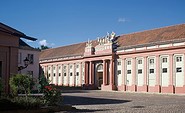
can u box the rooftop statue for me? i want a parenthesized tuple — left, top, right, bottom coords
(86, 39, 92, 47)
(97, 32, 116, 45)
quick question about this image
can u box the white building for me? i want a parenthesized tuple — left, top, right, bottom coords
(18, 39, 40, 80)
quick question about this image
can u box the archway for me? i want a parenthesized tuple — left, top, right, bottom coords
(96, 64, 103, 89)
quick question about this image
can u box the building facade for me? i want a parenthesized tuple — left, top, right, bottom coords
(0, 22, 37, 93)
(18, 39, 40, 81)
(40, 24, 185, 94)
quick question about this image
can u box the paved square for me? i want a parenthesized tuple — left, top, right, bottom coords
(62, 90, 185, 113)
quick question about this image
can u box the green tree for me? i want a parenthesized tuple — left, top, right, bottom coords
(40, 45, 50, 50)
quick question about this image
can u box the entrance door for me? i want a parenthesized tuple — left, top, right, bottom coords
(97, 72, 103, 89)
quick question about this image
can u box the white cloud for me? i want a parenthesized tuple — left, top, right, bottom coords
(39, 39, 55, 47)
(39, 39, 48, 46)
(118, 18, 127, 23)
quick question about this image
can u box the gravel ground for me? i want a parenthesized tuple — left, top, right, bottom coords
(59, 90, 185, 113)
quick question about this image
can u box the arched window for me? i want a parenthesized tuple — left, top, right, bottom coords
(97, 64, 103, 72)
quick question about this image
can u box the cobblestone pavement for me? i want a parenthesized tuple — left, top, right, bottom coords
(60, 90, 185, 113)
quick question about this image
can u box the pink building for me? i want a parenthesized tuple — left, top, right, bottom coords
(0, 22, 37, 93)
(40, 24, 185, 94)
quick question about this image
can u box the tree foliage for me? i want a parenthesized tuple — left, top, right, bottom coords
(9, 74, 34, 100)
(40, 45, 50, 50)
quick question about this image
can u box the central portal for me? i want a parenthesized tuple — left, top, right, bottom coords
(96, 64, 103, 89)
(96, 72, 103, 89)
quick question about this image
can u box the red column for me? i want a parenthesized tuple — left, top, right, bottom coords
(144, 57, 147, 85)
(60, 64, 63, 86)
(132, 58, 136, 91)
(169, 54, 174, 93)
(73, 63, 76, 86)
(122, 58, 126, 91)
(143, 56, 148, 92)
(110, 59, 113, 85)
(66, 64, 69, 86)
(155, 55, 160, 92)
(103, 60, 106, 85)
(51, 65, 53, 84)
(55, 64, 58, 85)
(84, 62, 89, 84)
(89, 61, 92, 84)
(105, 61, 108, 85)
(92, 62, 94, 84)
(79, 62, 82, 86)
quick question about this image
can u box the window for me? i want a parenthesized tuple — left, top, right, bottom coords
(76, 65, 79, 68)
(59, 73, 61, 76)
(27, 54, 34, 64)
(117, 70, 121, 74)
(59, 66, 61, 70)
(97, 64, 103, 71)
(138, 69, 142, 74)
(162, 68, 167, 73)
(127, 70, 131, 74)
(176, 67, 182, 72)
(162, 58, 167, 63)
(70, 72, 72, 76)
(53, 73, 55, 77)
(64, 66, 66, 70)
(127, 60, 131, 65)
(150, 69, 154, 73)
(70, 65, 72, 69)
(48, 74, 51, 77)
(76, 72, 79, 76)
(149, 59, 154, 64)
(138, 60, 142, 64)
(117, 61, 121, 65)
(64, 73, 66, 76)
(49, 67, 50, 70)
(53, 66, 55, 70)
(176, 56, 182, 62)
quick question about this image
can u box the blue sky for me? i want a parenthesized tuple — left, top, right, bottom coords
(1, 0, 185, 48)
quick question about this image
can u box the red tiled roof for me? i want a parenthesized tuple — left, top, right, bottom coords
(117, 24, 185, 47)
(40, 24, 185, 60)
(39, 41, 98, 60)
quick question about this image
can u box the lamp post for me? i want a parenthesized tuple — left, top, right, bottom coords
(18, 57, 30, 71)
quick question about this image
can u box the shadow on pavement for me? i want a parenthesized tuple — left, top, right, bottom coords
(63, 95, 131, 105)
(64, 109, 109, 113)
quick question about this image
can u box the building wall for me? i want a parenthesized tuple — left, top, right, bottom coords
(0, 32, 19, 93)
(40, 59, 85, 87)
(39, 36, 185, 94)
(18, 49, 40, 81)
(118, 45, 185, 94)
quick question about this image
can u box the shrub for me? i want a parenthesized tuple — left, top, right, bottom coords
(43, 84, 61, 106)
(12, 96, 44, 109)
(9, 74, 35, 100)
(38, 75, 49, 93)
(0, 97, 44, 111)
